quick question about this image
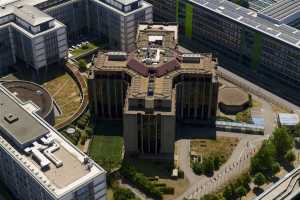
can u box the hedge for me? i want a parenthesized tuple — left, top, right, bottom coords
(121, 163, 163, 199)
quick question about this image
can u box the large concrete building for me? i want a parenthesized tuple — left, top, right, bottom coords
(0, 3, 68, 75)
(144, 0, 300, 105)
(0, 0, 153, 75)
(0, 84, 106, 200)
(88, 0, 153, 52)
(88, 23, 219, 155)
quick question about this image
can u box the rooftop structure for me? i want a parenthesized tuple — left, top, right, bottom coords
(89, 23, 219, 155)
(248, 0, 277, 11)
(0, 84, 106, 200)
(258, 0, 300, 24)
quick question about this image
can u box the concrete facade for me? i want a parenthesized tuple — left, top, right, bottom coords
(88, 23, 219, 155)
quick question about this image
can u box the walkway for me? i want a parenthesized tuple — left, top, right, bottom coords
(176, 133, 265, 200)
(119, 178, 153, 200)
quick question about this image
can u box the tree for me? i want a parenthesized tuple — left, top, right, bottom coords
(203, 157, 215, 175)
(223, 185, 234, 200)
(271, 127, 294, 159)
(254, 172, 267, 187)
(213, 156, 221, 170)
(285, 150, 296, 164)
(251, 140, 276, 176)
(78, 59, 87, 72)
(192, 162, 203, 175)
(235, 186, 247, 198)
(271, 162, 280, 175)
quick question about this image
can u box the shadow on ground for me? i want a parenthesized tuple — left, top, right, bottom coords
(176, 124, 217, 140)
(253, 187, 264, 196)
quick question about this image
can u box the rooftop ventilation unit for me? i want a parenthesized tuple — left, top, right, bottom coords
(107, 52, 127, 61)
(4, 113, 18, 124)
(182, 54, 202, 63)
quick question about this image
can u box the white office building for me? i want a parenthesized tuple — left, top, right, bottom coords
(0, 84, 106, 200)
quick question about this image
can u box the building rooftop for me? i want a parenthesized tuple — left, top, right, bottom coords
(259, 0, 300, 24)
(0, 84, 105, 198)
(190, 0, 300, 48)
(278, 113, 300, 126)
(2, 81, 54, 120)
(13, 5, 53, 26)
(219, 86, 249, 106)
(0, 87, 49, 148)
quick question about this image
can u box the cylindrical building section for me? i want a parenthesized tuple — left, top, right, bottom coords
(2, 81, 55, 125)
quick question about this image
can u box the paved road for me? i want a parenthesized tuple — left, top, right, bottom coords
(176, 132, 265, 200)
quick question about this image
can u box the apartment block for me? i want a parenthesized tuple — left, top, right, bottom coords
(0, 83, 106, 200)
(88, 23, 218, 155)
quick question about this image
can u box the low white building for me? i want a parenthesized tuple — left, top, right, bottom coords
(277, 113, 300, 127)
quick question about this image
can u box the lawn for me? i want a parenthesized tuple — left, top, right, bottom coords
(89, 120, 124, 171)
(43, 73, 82, 125)
(71, 42, 98, 57)
(190, 136, 239, 162)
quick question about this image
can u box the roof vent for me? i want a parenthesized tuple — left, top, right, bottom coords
(36, 90, 43, 96)
(4, 113, 19, 124)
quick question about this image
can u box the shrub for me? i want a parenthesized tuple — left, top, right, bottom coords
(113, 188, 135, 200)
(85, 127, 93, 138)
(235, 186, 247, 198)
(236, 109, 251, 123)
(285, 150, 296, 163)
(254, 172, 266, 187)
(192, 161, 203, 175)
(81, 44, 89, 50)
(77, 117, 88, 129)
(160, 187, 174, 195)
(120, 164, 162, 199)
(154, 183, 166, 187)
(78, 59, 87, 72)
(213, 156, 221, 170)
(271, 162, 280, 174)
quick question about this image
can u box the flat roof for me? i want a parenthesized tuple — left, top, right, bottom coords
(189, 0, 300, 48)
(14, 5, 53, 26)
(0, 84, 105, 198)
(115, 0, 139, 5)
(2, 81, 54, 119)
(0, 86, 49, 148)
(259, 0, 300, 24)
(278, 113, 299, 125)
